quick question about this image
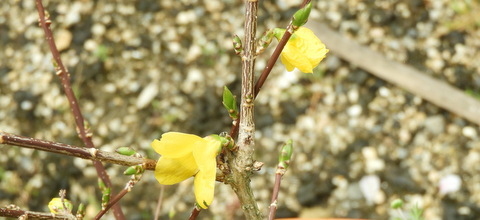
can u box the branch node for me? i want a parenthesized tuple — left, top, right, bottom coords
(88, 148, 98, 158)
(252, 161, 264, 171)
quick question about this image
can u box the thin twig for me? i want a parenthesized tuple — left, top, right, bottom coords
(188, 206, 201, 220)
(35, 0, 125, 217)
(36, 0, 125, 219)
(0, 131, 156, 170)
(0, 207, 71, 219)
(230, 0, 311, 138)
(268, 173, 282, 220)
(153, 185, 165, 220)
(94, 189, 128, 220)
(94, 173, 143, 219)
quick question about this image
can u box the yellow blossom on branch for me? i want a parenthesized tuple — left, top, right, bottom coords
(48, 198, 73, 215)
(275, 27, 329, 73)
(151, 132, 223, 209)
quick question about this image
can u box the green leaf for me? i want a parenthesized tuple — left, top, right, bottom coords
(390, 199, 404, 209)
(124, 166, 137, 175)
(278, 139, 293, 170)
(232, 35, 243, 55)
(292, 2, 312, 28)
(257, 29, 274, 54)
(101, 187, 111, 210)
(410, 203, 425, 220)
(116, 147, 137, 156)
(98, 179, 107, 191)
(222, 86, 238, 120)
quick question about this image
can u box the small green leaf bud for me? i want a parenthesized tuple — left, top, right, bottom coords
(124, 166, 138, 175)
(273, 28, 286, 41)
(76, 203, 85, 218)
(101, 188, 111, 210)
(232, 34, 243, 55)
(98, 179, 107, 191)
(292, 2, 312, 28)
(390, 199, 404, 209)
(222, 86, 239, 120)
(278, 139, 293, 170)
(116, 147, 137, 156)
(257, 29, 274, 54)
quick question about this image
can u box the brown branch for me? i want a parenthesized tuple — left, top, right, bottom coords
(0, 207, 72, 219)
(94, 189, 128, 220)
(95, 172, 143, 219)
(225, 0, 262, 220)
(268, 173, 282, 220)
(188, 207, 201, 220)
(34, 0, 124, 218)
(153, 185, 165, 220)
(0, 131, 156, 170)
(230, 0, 311, 139)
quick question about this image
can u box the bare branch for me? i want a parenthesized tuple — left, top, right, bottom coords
(34, 0, 125, 217)
(268, 174, 282, 220)
(225, 0, 262, 219)
(0, 207, 72, 220)
(0, 131, 156, 170)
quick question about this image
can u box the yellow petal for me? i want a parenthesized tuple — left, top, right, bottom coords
(154, 154, 198, 185)
(151, 132, 203, 158)
(280, 27, 328, 73)
(281, 43, 313, 73)
(280, 52, 295, 72)
(295, 27, 328, 70)
(193, 137, 221, 171)
(194, 169, 216, 209)
(48, 198, 73, 214)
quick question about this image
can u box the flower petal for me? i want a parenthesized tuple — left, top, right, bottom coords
(295, 27, 328, 69)
(154, 154, 198, 185)
(151, 132, 203, 158)
(194, 169, 216, 209)
(281, 43, 313, 73)
(193, 137, 221, 171)
(280, 53, 295, 72)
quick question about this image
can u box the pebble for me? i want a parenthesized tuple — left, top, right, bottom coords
(55, 29, 73, 51)
(347, 104, 362, 117)
(424, 115, 445, 135)
(359, 175, 381, 204)
(136, 83, 159, 109)
(462, 126, 478, 139)
(439, 174, 462, 195)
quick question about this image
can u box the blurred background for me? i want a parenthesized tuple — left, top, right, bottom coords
(1, 0, 480, 219)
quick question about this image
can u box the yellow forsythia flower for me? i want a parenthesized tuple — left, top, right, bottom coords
(280, 27, 328, 73)
(48, 198, 73, 215)
(151, 132, 222, 209)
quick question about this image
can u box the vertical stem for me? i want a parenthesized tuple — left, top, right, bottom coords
(34, 1, 124, 218)
(227, 0, 262, 219)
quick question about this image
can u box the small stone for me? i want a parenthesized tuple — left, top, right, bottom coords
(462, 126, 477, 139)
(378, 87, 390, 97)
(92, 23, 106, 36)
(176, 10, 197, 25)
(359, 175, 381, 204)
(347, 105, 362, 117)
(347, 88, 359, 102)
(424, 115, 445, 135)
(55, 29, 72, 51)
(439, 174, 461, 195)
(136, 83, 159, 109)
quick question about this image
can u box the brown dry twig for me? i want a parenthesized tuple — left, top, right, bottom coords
(0, 131, 156, 170)
(34, 0, 125, 218)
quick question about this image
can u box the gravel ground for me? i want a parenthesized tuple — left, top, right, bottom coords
(1, 0, 480, 219)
